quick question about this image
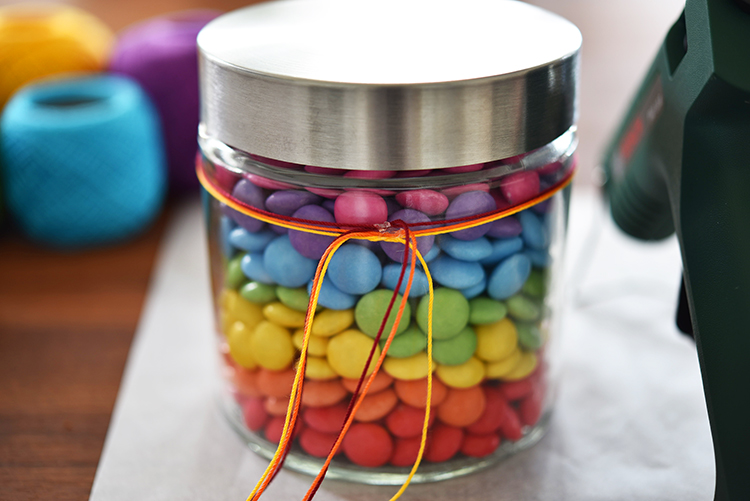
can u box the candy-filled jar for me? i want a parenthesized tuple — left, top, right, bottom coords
(197, 0, 581, 487)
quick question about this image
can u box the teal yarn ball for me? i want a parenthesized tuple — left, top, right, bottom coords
(1, 74, 166, 247)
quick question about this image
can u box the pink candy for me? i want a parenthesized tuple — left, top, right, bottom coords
(442, 183, 490, 200)
(395, 189, 449, 216)
(334, 191, 388, 226)
(499, 170, 540, 205)
(244, 173, 295, 190)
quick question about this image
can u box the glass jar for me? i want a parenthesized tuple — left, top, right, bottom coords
(197, 0, 581, 488)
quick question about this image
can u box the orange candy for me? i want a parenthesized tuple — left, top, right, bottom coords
(341, 371, 393, 394)
(436, 386, 486, 427)
(232, 366, 263, 398)
(353, 388, 398, 422)
(301, 379, 348, 407)
(257, 368, 296, 397)
(394, 377, 448, 408)
(264, 396, 290, 416)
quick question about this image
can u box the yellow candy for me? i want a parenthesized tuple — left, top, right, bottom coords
(227, 321, 258, 369)
(292, 329, 329, 357)
(263, 302, 306, 328)
(436, 357, 485, 388)
(383, 352, 431, 381)
(327, 329, 381, 379)
(222, 290, 264, 334)
(312, 309, 355, 337)
(474, 318, 518, 362)
(251, 321, 295, 370)
(304, 356, 338, 380)
(501, 351, 537, 381)
(485, 349, 522, 379)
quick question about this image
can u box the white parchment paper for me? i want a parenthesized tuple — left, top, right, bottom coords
(88, 191, 714, 501)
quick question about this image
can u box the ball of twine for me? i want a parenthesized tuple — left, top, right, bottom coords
(0, 3, 113, 106)
(1, 74, 167, 247)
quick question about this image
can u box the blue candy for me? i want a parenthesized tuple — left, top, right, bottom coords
(220, 216, 236, 258)
(518, 210, 549, 250)
(240, 252, 275, 284)
(263, 235, 317, 288)
(328, 243, 382, 295)
(381, 263, 429, 297)
(422, 243, 441, 262)
(525, 248, 551, 267)
(487, 253, 531, 300)
(229, 227, 276, 252)
(429, 255, 485, 289)
(461, 275, 487, 299)
(438, 234, 493, 261)
(309, 276, 358, 310)
(479, 237, 524, 265)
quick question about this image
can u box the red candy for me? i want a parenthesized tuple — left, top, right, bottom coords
(461, 433, 501, 458)
(499, 378, 535, 402)
(424, 424, 463, 463)
(303, 403, 348, 434)
(242, 396, 269, 432)
(499, 406, 523, 441)
(264, 415, 286, 443)
(390, 437, 423, 467)
(299, 428, 340, 458)
(466, 387, 508, 434)
(385, 404, 435, 438)
(519, 388, 544, 427)
(342, 423, 393, 468)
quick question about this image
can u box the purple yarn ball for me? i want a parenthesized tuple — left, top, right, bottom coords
(109, 10, 220, 193)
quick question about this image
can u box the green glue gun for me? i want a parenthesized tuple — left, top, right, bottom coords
(602, 0, 750, 499)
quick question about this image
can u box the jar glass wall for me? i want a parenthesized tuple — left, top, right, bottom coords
(198, 128, 575, 484)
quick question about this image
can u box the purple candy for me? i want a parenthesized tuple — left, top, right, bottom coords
(321, 199, 337, 213)
(224, 179, 266, 232)
(380, 209, 434, 263)
(288, 205, 336, 259)
(445, 191, 497, 240)
(487, 216, 523, 238)
(265, 190, 322, 216)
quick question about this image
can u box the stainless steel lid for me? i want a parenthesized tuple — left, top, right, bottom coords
(197, 0, 581, 171)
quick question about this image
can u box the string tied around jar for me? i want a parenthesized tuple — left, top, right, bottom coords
(196, 158, 575, 501)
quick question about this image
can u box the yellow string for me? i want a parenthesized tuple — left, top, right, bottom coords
(387, 235, 434, 501)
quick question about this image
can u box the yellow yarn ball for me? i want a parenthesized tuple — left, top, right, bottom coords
(0, 4, 114, 105)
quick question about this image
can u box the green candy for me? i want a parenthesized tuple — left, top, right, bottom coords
(240, 281, 277, 304)
(380, 323, 427, 358)
(468, 297, 507, 325)
(432, 326, 477, 366)
(416, 288, 469, 340)
(517, 322, 543, 350)
(225, 255, 246, 290)
(276, 286, 311, 312)
(355, 290, 411, 338)
(522, 269, 547, 299)
(507, 294, 541, 321)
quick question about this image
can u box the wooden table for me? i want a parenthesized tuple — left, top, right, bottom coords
(0, 2, 256, 499)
